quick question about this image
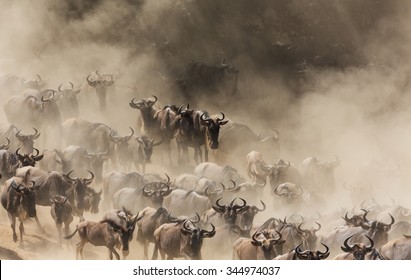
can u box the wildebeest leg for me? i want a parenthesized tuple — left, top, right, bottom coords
(19, 219, 25, 245)
(204, 147, 208, 162)
(76, 240, 87, 260)
(8, 213, 17, 242)
(166, 255, 174, 260)
(143, 241, 149, 260)
(152, 243, 159, 260)
(56, 223, 63, 244)
(109, 247, 120, 260)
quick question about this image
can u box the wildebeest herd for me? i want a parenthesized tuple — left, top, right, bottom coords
(0, 64, 410, 261)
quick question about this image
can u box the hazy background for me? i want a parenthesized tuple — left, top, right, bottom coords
(1, 0, 411, 259)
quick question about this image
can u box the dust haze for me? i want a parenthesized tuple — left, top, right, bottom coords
(1, 0, 411, 260)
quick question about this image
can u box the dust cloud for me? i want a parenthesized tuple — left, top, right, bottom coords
(1, 0, 411, 260)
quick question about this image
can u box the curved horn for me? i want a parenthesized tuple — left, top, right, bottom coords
(127, 127, 134, 139)
(164, 173, 170, 184)
(129, 97, 140, 109)
(109, 130, 118, 140)
(36, 74, 42, 83)
(254, 200, 266, 212)
(16, 148, 22, 157)
(295, 184, 304, 196)
(217, 112, 225, 122)
(214, 197, 226, 211)
(272, 230, 283, 242)
(233, 198, 247, 211)
(69, 82, 74, 89)
(86, 73, 94, 85)
(33, 148, 40, 156)
(318, 243, 330, 259)
(342, 235, 355, 252)
(382, 213, 395, 227)
(65, 170, 76, 182)
(251, 231, 262, 246)
(221, 58, 227, 67)
(192, 213, 201, 224)
(31, 127, 40, 139)
(297, 223, 306, 233)
(58, 83, 63, 92)
(271, 128, 280, 140)
(148, 95, 157, 104)
(365, 235, 374, 250)
(0, 137, 10, 150)
(201, 223, 216, 238)
(86, 170, 95, 184)
(313, 222, 321, 232)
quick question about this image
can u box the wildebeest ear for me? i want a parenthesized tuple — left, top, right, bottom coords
(218, 120, 229, 126)
(73, 89, 81, 95)
(49, 198, 54, 205)
(34, 154, 44, 161)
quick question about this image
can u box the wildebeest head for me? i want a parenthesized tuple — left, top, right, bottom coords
(200, 112, 228, 149)
(273, 182, 303, 202)
(251, 230, 285, 259)
(296, 222, 321, 250)
(83, 188, 102, 214)
(142, 174, 172, 208)
(238, 200, 266, 228)
(56, 82, 81, 119)
(129, 95, 158, 121)
(22, 74, 46, 90)
(361, 213, 395, 248)
(86, 70, 114, 111)
(16, 147, 44, 167)
(294, 243, 330, 260)
(15, 127, 40, 154)
(83, 150, 110, 184)
(118, 213, 142, 254)
(341, 235, 374, 260)
(136, 135, 162, 164)
(342, 209, 369, 227)
(64, 170, 94, 211)
(180, 220, 216, 260)
(212, 197, 247, 225)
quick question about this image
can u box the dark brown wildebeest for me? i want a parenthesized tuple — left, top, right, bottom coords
(1, 177, 38, 243)
(232, 229, 285, 260)
(50, 195, 73, 244)
(153, 220, 216, 260)
(333, 235, 377, 260)
(86, 70, 114, 112)
(129, 95, 159, 138)
(125, 135, 162, 173)
(136, 207, 170, 260)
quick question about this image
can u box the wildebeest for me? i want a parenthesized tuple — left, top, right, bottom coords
(83, 187, 102, 214)
(189, 111, 229, 163)
(39, 149, 67, 173)
(215, 121, 280, 165)
(62, 145, 109, 185)
(279, 221, 321, 252)
(232, 230, 285, 260)
(64, 213, 141, 260)
(268, 159, 302, 188)
(0, 125, 40, 154)
(86, 70, 114, 112)
(1, 177, 38, 243)
(102, 170, 146, 208)
(333, 235, 376, 260)
(136, 207, 170, 259)
(153, 219, 216, 260)
(176, 59, 239, 106)
(299, 155, 340, 194)
(112, 174, 172, 213)
(4, 91, 62, 149)
(55, 82, 81, 120)
(50, 195, 73, 244)
(129, 95, 160, 138)
(125, 135, 162, 173)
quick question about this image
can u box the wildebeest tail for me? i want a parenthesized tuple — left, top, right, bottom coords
(64, 227, 78, 239)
